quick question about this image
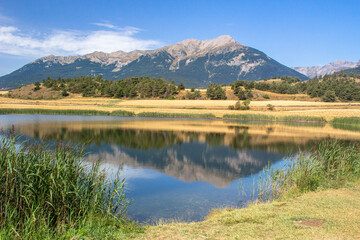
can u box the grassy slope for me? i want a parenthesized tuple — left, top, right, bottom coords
(139, 186, 360, 240)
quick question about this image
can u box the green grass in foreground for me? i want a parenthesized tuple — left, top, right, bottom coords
(0, 137, 142, 239)
(223, 114, 326, 123)
(0, 108, 135, 116)
(136, 112, 216, 118)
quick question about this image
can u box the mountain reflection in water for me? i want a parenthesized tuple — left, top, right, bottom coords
(1, 115, 359, 222)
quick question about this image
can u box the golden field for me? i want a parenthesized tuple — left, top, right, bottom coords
(1, 94, 360, 121)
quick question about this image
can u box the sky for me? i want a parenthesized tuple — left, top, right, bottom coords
(0, 0, 359, 76)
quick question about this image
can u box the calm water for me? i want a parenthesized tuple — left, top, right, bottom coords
(0, 115, 358, 223)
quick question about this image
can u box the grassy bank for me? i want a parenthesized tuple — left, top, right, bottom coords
(223, 113, 326, 123)
(139, 139, 360, 239)
(259, 140, 360, 200)
(0, 137, 142, 239)
(0, 108, 135, 116)
(141, 186, 360, 240)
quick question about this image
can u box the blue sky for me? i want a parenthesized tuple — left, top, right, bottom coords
(0, 0, 359, 76)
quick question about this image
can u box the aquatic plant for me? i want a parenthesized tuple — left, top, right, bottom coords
(0, 136, 141, 239)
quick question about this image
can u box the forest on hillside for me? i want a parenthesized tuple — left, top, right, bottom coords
(41, 76, 180, 99)
(230, 72, 360, 102)
(7, 72, 360, 102)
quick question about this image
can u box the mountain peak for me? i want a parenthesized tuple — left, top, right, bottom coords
(205, 35, 236, 44)
(1, 35, 308, 89)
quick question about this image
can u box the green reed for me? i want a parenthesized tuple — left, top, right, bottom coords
(257, 139, 360, 202)
(0, 136, 141, 239)
(224, 114, 326, 123)
(331, 117, 360, 132)
(137, 112, 216, 118)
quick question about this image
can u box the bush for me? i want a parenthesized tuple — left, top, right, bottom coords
(186, 90, 201, 100)
(61, 89, 69, 97)
(322, 90, 337, 102)
(206, 83, 227, 100)
(33, 82, 41, 91)
(234, 101, 241, 110)
(267, 104, 275, 111)
(177, 83, 185, 91)
(263, 94, 270, 99)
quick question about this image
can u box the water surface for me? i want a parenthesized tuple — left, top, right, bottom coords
(0, 115, 358, 222)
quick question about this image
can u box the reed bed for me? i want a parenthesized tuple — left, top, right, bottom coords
(223, 114, 326, 123)
(0, 136, 141, 239)
(0, 108, 134, 116)
(331, 117, 360, 125)
(330, 117, 360, 132)
(257, 139, 360, 201)
(137, 112, 216, 119)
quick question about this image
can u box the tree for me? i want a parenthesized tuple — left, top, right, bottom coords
(33, 82, 41, 91)
(61, 89, 69, 97)
(177, 83, 185, 91)
(206, 83, 227, 100)
(322, 90, 337, 102)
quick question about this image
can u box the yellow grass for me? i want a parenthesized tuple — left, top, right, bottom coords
(1, 95, 360, 121)
(135, 186, 360, 240)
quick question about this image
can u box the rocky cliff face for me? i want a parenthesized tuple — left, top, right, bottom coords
(0, 35, 307, 89)
(293, 60, 360, 78)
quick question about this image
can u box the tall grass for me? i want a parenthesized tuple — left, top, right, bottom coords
(0, 136, 140, 239)
(0, 108, 134, 116)
(223, 114, 326, 123)
(137, 112, 216, 119)
(257, 140, 360, 201)
(331, 117, 360, 132)
(331, 117, 360, 125)
(223, 114, 276, 121)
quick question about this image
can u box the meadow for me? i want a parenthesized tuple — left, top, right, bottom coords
(1, 94, 360, 121)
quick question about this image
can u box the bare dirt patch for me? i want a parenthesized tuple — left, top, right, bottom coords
(294, 218, 327, 228)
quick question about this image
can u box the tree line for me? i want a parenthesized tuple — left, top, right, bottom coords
(230, 72, 360, 102)
(42, 76, 180, 99)
(39, 72, 360, 102)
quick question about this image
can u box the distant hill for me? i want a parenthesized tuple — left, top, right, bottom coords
(0, 35, 307, 89)
(292, 60, 360, 78)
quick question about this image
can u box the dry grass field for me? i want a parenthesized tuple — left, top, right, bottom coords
(1, 94, 360, 121)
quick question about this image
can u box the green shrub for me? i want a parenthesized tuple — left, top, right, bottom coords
(267, 104, 275, 111)
(263, 94, 270, 99)
(322, 90, 337, 102)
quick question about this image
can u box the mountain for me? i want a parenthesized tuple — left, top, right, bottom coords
(292, 60, 360, 78)
(344, 65, 360, 74)
(0, 35, 307, 89)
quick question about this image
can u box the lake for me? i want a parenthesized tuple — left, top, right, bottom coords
(0, 115, 359, 223)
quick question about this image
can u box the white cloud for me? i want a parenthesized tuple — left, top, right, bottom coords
(0, 12, 12, 22)
(0, 24, 161, 57)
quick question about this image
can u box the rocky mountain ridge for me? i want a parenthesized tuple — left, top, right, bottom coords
(292, 60, 360, 78)
(0, 35, 307, 89)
